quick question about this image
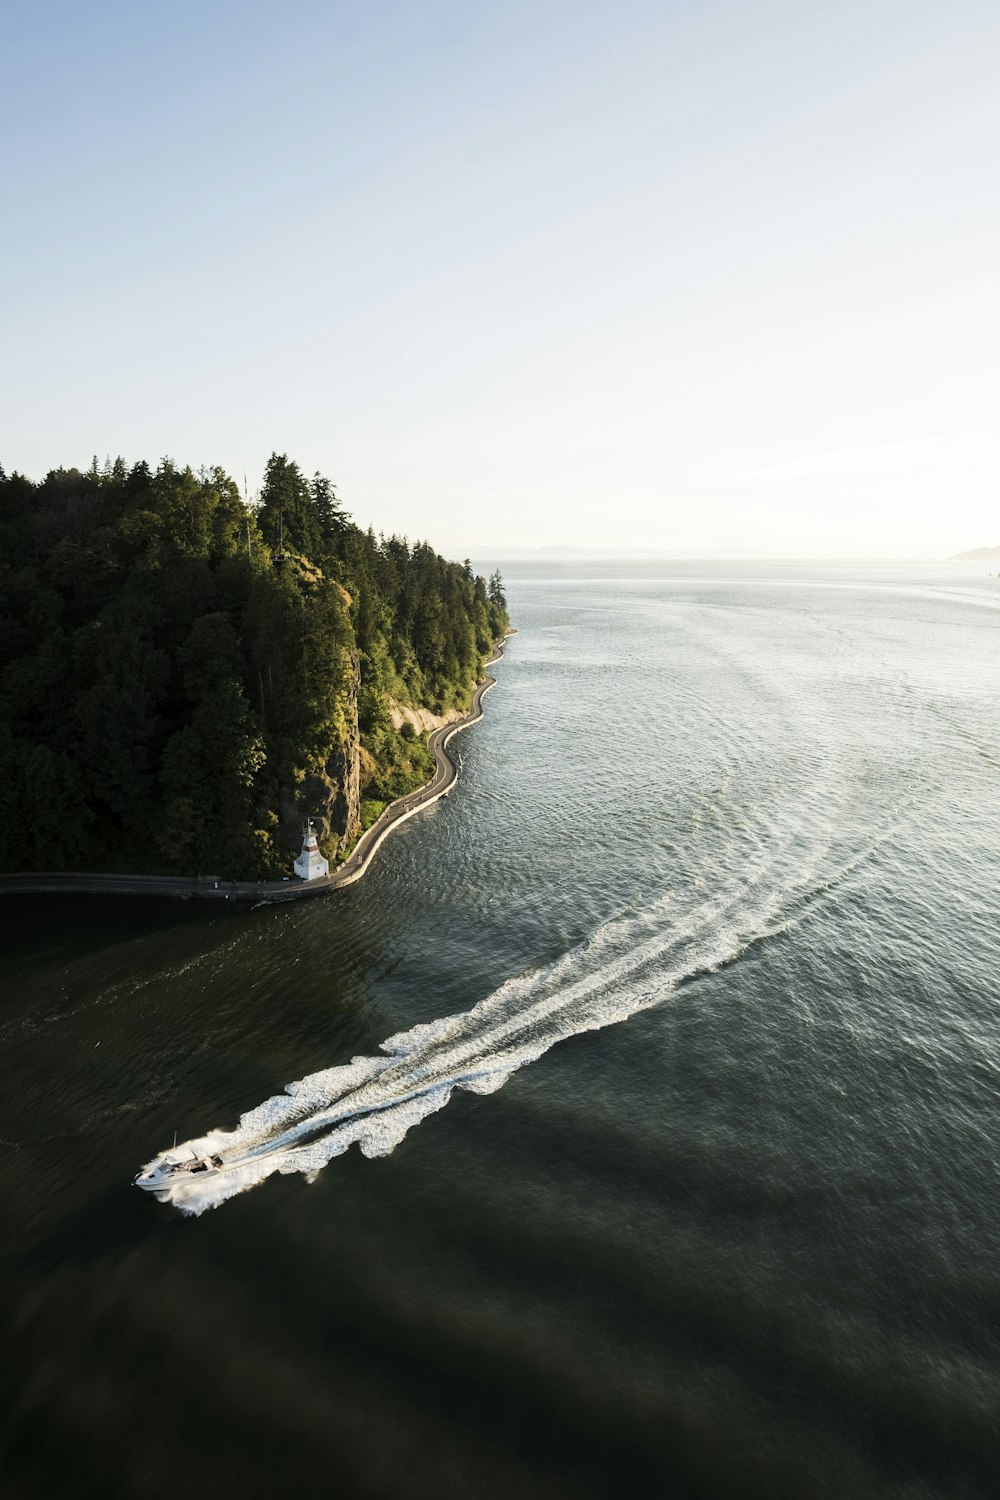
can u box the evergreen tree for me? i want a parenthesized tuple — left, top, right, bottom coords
(0, 451, 509, 878)
(488, 570, 506, 609)
(312, 472, 347, 543)
(257, 453, 319, 559)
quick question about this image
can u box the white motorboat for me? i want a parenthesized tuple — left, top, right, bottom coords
(134, 1148, 226, 1193)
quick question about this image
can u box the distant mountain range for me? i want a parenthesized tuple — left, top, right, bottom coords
(470, 543, 1000, 563)
(468, 544, 796, 561)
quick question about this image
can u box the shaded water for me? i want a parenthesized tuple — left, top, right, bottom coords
(3, 561, 1000, 1498)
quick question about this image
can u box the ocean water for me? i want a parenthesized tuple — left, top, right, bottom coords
(2, 560, 999, 1499)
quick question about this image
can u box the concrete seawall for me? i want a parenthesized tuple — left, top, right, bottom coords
(0, 637, 510, 907)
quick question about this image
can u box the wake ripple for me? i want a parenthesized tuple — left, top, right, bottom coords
(141, 767, 859, 1215)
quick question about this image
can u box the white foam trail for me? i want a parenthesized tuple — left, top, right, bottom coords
(144, 764, 853, 1215)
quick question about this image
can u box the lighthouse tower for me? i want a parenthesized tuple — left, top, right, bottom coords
(293, 819, 329, 881)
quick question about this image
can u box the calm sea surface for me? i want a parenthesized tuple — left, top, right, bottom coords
(2, 560, 1000, 1499)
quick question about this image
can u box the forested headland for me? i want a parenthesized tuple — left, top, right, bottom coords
(0, 454, 508, 878)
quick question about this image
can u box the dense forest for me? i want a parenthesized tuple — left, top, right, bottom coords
(0, 454, 508, 877)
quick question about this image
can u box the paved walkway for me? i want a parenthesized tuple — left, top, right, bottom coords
(0, 639, 509, 907)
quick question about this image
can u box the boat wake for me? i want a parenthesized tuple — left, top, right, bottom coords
(138, 763, 881, 1216)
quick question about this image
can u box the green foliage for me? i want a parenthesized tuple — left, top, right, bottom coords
(256, 453, 318, 560)
(359, 798, 388, 830)
(0, 454, 509, 878)
(362, 726, 435, 803)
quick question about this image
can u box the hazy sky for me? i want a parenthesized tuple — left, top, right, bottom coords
(3, 0, 998, 557)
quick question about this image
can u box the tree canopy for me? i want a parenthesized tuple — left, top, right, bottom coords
(0, 454, 508, 877)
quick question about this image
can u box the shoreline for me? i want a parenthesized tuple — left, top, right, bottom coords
(0, 635, 512, 907)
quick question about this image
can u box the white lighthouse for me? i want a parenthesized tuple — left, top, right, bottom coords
(293, 819, 329, 881)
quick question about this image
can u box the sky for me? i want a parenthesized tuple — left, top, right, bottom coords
(2, 0, 998, 558)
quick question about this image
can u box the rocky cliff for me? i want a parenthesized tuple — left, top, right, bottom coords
(279, 651, 362, 859)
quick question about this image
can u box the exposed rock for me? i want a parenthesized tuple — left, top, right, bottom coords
(358, 744, 379, 788)
(387, 698, 465, 734)
(278, 673, 478, 862)
(279, 652, 362, 858)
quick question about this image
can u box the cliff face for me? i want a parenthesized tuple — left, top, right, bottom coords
(279, 651, 362, 859)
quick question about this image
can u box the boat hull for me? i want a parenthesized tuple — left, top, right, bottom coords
(134, 1156, 223, 1192)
